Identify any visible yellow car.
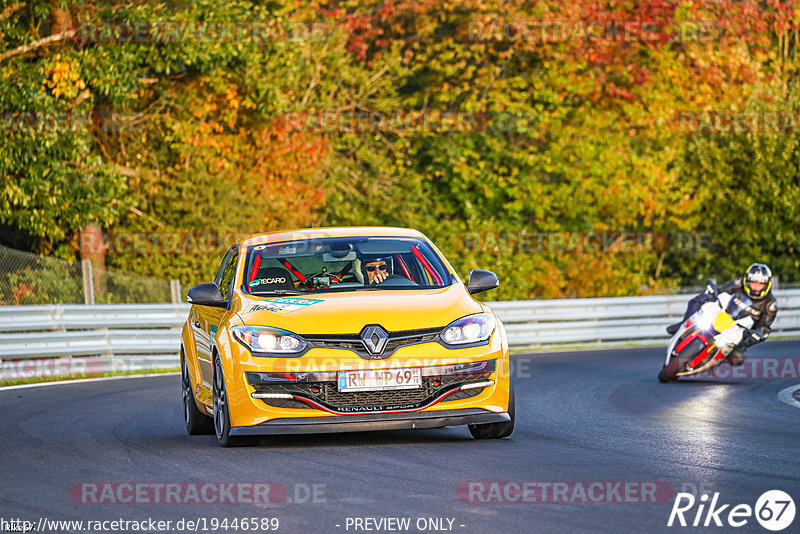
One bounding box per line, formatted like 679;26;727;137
181;227;513;446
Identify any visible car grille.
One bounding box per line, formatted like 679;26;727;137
318;381;436;410
302;327;441;359
248;367;492;413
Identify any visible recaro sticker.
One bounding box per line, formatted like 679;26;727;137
248;277;288;287
247;297;322;314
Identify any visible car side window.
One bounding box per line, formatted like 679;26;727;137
213;249;231;286
218;246;239;301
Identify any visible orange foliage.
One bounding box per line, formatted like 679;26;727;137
177;78;331;229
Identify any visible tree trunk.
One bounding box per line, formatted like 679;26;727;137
50;0;71;34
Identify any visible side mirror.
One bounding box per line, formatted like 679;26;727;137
187;283;227;308
467;269;499;295
705;280;718;298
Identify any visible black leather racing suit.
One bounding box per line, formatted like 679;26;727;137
681;277;778;365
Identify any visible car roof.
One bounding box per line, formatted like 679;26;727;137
240;226;426;248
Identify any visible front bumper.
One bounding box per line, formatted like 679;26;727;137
230;408;510;436
246;359;496;415
222;331;511;428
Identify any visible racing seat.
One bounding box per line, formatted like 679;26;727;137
247;267;295;291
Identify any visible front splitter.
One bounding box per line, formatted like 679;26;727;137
229;408;509;436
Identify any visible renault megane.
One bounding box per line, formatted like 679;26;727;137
181;227;513;446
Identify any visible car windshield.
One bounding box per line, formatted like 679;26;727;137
241;236;454;295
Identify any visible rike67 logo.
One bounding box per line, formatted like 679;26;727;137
668;490;795;531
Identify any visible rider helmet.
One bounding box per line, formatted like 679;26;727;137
743;263;772;299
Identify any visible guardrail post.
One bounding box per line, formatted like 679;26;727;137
170;279;182;304
81;259;94;305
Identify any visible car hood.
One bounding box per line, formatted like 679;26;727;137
236;284;485;334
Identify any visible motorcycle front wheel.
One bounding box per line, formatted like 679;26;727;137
658;360;681;382
659;338;706;382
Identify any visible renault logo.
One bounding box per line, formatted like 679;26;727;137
360;325;389;356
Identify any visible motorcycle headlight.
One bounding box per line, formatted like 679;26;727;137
440;312;496;346
694;312;713;332
232;326;307;356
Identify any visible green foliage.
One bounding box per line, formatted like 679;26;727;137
672;89;800;285
1;0;799;299
2;262;83;304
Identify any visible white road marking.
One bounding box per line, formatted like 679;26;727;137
0;372;179;391
777;384;800;408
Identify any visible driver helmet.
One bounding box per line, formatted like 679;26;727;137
743;263;773;299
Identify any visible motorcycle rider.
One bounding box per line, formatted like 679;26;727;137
666;263;778;366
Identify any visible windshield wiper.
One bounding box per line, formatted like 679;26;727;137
349;286;418;291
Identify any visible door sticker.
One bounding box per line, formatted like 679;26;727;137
247;297;322;314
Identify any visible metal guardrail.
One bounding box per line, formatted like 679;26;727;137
0;304;190;333
0;304;189;363
489;289;800;349
1;290;799;374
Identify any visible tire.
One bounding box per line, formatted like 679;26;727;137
658;338;705;383
182;354;214;435
213;356;251;447
658;365;676;383
469;383;515;439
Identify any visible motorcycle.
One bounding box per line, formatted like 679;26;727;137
659;282;756;382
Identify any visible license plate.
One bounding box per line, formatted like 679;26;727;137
338;368;422;392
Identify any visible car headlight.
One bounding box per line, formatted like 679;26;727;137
232;326;307;356
440;312;496;346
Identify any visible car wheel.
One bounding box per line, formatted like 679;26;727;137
213;356;250;447
182;355;214;435
469;383;515;439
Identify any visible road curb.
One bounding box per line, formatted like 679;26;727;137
777;384;800;409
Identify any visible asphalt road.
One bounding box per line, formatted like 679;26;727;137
1;342;799;534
